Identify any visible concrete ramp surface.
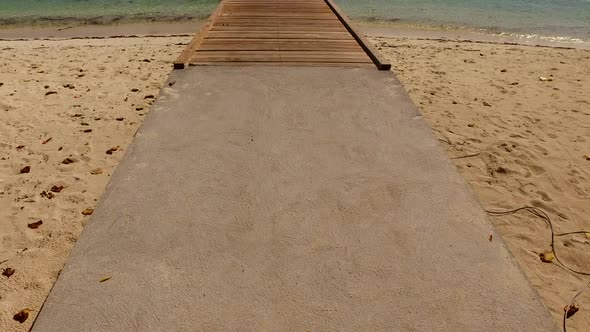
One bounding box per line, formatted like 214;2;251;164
33;67;557;331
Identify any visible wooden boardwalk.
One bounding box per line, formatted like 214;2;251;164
174;0;390;70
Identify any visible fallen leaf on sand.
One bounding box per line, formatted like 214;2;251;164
488;234;493;242
19;166;31;174
2;267;15;277
50;185;64;193
28;220;43;229
106;146;119;155
42;137;53;144
565;304;579;319
539;251;555;263
82;208;94;216
100;276;111;283
13;308;30;323
90;168;103;175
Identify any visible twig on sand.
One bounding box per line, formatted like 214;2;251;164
451;152;481;159
0;259;7;265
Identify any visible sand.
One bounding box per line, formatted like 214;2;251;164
0;33;588;331
0;36;189;330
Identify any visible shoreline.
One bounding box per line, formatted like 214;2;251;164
0;20;588;50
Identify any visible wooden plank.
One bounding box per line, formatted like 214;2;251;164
191;52;371;63
219;13;333;17
218;16;337;20
210;25;349;32
202;38;360;44
322;0;391;70
206;31;353;39
199;39;363;51
189;62;373;68
191;56;371;63
173;0;229;69
198;45;364;52
212;21;343;27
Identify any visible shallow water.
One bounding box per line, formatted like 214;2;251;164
0;0;589;42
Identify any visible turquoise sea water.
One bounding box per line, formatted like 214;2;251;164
0;0;589;42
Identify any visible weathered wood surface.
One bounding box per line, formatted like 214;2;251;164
175;0;389;69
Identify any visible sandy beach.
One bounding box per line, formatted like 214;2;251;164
1;30;589;331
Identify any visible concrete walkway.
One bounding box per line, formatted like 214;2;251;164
33;67;557;331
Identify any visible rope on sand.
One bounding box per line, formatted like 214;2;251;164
485;206;590;332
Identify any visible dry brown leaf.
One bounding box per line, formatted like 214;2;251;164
2;267;15;278
28;220;43;229
106;146;119;155
565;304;579;319
90;168;103;175
19;166;31;174
82;208;94;216
100;276;111;283
539;251;555;263
13;308;30;323
50;185;64;193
